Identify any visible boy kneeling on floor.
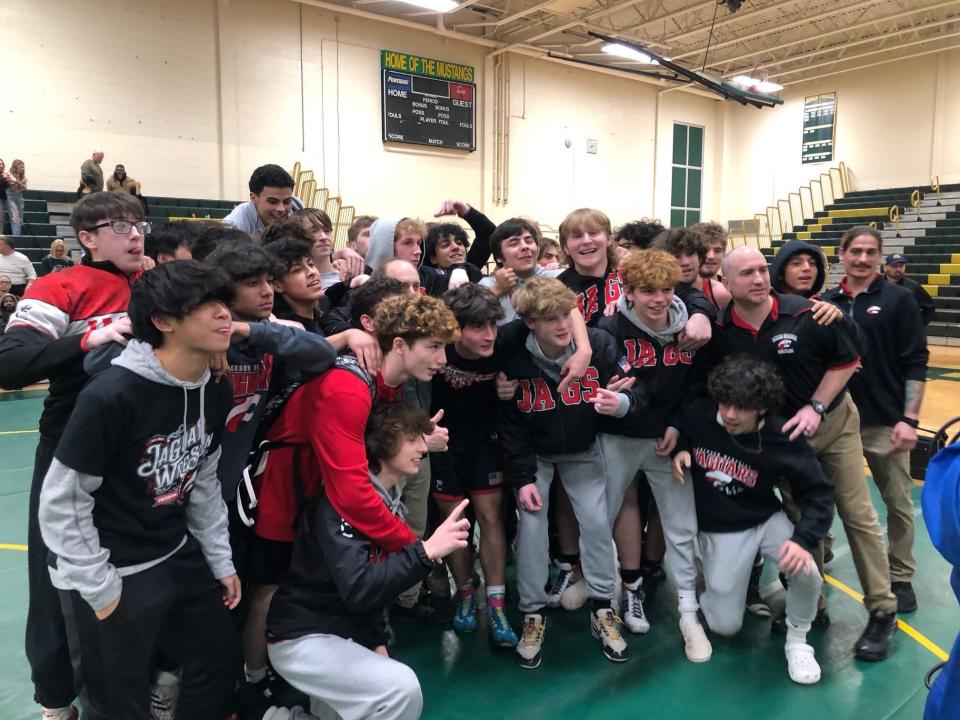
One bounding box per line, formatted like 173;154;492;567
266;402;471;720
672;354;833;684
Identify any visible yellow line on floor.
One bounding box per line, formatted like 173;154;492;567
824;574;949;661
0;544;28;551
0;429;39;436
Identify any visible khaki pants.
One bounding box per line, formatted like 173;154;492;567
396;456;432;608
781;394;897;613
861;425;916;583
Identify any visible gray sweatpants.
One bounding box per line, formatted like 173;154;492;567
598;433;700;612
268;633;422;720
516;445;616;613
699;512;822;636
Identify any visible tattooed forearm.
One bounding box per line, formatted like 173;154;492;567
904;379;925;417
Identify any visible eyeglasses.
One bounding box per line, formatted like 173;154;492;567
86;219;152;235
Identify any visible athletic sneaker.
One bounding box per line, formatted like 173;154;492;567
745;560;770;617
488;605;519;648
620;582;651;634
150;669;180;720
516;613;546;669
41;707;78;720
590;608;629;662
452;590;478;633
546;561;587;610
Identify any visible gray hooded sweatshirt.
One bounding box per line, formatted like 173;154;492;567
39;339;235;612
615;294;689;346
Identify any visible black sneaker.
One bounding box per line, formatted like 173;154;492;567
745;561;770;617
891;581;918;613
854;610;898;661
770;607;831;635
392;588;455;625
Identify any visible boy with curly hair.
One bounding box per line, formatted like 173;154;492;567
671;355;833;684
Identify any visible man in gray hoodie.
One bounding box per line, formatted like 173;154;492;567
39;261;241;719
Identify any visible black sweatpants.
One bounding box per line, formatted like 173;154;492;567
62;539;239;720
26;435;76;708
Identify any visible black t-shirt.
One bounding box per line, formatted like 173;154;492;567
54;366;232;567
713;292;860;417
431;319;528;445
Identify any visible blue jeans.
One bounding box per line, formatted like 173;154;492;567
4;191;24;235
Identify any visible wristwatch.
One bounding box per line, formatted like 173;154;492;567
810;400;827;417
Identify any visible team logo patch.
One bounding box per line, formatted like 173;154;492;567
866;305;882;315
771;332;798;355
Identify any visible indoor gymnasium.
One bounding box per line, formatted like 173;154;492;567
0;0;958;718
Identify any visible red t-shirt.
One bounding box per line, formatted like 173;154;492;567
253;368;416;551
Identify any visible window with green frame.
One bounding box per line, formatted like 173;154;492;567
670;123;703;228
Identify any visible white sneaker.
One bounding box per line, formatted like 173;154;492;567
150;669;180;720
591;608;629;662
620;582;651;634
679;616;713;663
516;613;547;669
785;642;821;684
545;561;588;610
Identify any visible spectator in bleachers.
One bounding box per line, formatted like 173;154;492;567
347;215;377;257
106;164;141;195
80;150;105;193
3;159;26;236
0;236;36;296
0;275;11;295
224;164;304;237
883;252;936;326
0;293;17;334
39;240;74;276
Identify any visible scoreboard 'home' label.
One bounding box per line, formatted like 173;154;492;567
381;50;476;152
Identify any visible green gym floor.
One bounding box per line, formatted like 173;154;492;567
1;383;957;720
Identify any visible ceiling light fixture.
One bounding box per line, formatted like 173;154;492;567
601;42;658;65
394;0;459;12
731;75;784;93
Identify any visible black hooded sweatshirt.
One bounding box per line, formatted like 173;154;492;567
770;239;826;297
674;398;833;550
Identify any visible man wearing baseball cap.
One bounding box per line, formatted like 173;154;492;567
883;253;935;325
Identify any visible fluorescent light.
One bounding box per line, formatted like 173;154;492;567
395;0;459;11
601;42;658;65
732;75;783;93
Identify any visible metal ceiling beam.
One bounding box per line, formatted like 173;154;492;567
781;41;960;86
653;0;802;45
671;0;910;61
720;14;960;77
452;0;565;29
705;0;960;71
771;27;960;77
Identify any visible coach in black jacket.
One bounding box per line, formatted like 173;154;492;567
823;227;929;615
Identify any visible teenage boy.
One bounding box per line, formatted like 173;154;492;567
613;220;664;252
423;222;483;281
263;235;326;333
596;249;712;661
716;246;900;661
0;191;146;720
672;355;832;685
652;227;730;311
145;221;197;264
267;402;471;720
480;218;561;323
822;226;929;613
38;260;242;718
690;221;727;280
882;252;936;326
347;215;377;257
250;288;460;598
500;277;645;669
224;164;305;236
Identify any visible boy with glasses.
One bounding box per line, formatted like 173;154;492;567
0;191;148;720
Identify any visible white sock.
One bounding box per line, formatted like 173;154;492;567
677;590;699;615
785;618;810;646
41;708;74;720
244;663;268;684
680;610;700;627
486;584;506;597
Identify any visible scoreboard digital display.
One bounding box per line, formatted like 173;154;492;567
381;50;476;152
